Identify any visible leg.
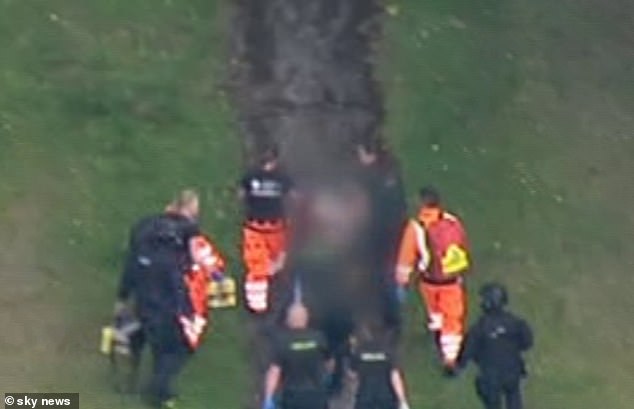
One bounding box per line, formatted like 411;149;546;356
265;226;287;273
243;228;272;313
438;283;466;367
475;376;502;409
147;321;191;407
418;282;442;333
244;313;275;409
503;378;523;409
242;227;271;280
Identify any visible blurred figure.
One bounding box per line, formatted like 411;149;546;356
349;320;411;409
355;139;407;273
355;140;407;333
239;146;295;314
115;190;223;408
395;186;471;371
457;283;533;409
262;303;332;409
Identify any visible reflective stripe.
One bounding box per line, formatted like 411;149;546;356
179;315;207;348
246;293;267;303
411;220;431;272
245;279;269;311
440;334;463;361
428;313;443;331
245;281;268;291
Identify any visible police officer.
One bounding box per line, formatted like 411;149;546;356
457;283;533;409
115;190;201;408
349;320;411;409
262;303;332;409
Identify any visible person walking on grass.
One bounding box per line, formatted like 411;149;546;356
456;283;533;409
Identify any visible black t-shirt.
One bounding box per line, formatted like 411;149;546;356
271;328;330;392
351;338;398;401
240;168;293;221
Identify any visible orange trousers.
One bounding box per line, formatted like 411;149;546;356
419;281;466;365
241;222;287;280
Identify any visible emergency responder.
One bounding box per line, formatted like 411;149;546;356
395;186;471;371
239;146;295;314
456;283;533;409
262;303;332;409
115;190;221;408
349;320;411;409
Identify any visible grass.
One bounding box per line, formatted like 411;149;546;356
0;0;633;408
381;0;634;408
0;1;244;408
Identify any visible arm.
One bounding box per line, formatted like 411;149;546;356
116;250;137;302
390;369;410;408
395;221;424;285
116;224;141;308
457;325;479;370
263;364;282;400
518;319;534;352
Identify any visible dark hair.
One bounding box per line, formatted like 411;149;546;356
258;145;279;165
419;186;441;207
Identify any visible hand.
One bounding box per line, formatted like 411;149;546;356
398;401;411;409
262;396;276;409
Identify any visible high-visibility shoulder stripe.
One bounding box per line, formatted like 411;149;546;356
411;219;430;271
442;211;462;223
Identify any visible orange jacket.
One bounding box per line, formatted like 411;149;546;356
396;208;470;285
181;234;226;350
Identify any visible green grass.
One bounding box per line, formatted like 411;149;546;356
382;1;634;408
0;1;244;407
1;0;633;408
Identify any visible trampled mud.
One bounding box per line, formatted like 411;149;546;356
229;2;399;408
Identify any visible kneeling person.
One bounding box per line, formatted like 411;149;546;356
262;303;332;409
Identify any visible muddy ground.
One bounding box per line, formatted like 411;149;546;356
229;1;389;408
229;0;385;177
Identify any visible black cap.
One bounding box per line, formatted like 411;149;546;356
419;185;441;207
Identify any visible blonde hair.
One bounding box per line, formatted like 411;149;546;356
166;189;199;213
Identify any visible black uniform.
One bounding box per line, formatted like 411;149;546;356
271;328;331;409
117;212;199;407
240;167;293;222
356;159;407;333
458;310;533;409
350;338;399;409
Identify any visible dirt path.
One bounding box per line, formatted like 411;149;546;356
229;0;385;177
229;1;388;408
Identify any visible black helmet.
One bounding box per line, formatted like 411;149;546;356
479;282;508;312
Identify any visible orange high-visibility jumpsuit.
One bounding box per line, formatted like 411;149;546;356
242;220;287;313
396;209;470;367
181;235;226;350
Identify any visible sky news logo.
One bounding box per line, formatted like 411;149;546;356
4;394;78;409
